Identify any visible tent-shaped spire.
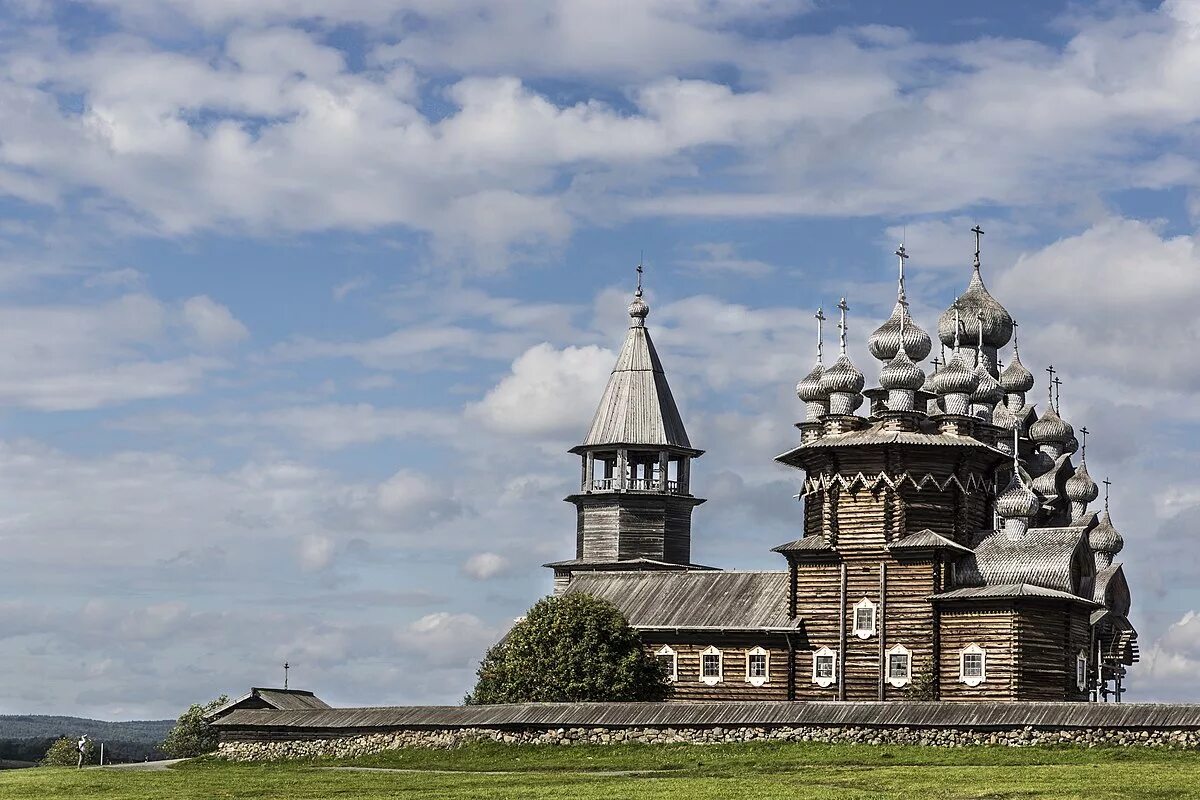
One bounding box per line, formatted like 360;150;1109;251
575;291;693;451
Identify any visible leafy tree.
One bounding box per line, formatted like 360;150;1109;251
160;695;229;758
40;735;93;767
466;593;670;704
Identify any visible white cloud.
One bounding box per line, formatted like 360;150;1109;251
181;295;249;348
298;534;335;571
462;552;510;580
466;342;614;438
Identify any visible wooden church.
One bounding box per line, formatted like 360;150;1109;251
544;232;1138;703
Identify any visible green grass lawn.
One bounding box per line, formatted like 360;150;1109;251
3;741;1200;799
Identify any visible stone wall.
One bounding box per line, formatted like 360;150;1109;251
218;723;1200;761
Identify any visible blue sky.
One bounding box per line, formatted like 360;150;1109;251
1;0;1199;718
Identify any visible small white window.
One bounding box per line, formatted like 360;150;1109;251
886;644;912;688
1076;651;1088;691
656;645;677;683
746;646;770;686
852;598;877;639
700;645;722;685
812;646;838;688
959;644;987;686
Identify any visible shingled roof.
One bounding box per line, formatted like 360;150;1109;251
565;571;799;631
960;525;1092;595
204;688;331;721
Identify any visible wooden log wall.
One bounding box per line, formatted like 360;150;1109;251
1013;602;1091;702
574;495;696;563
642;636;792;702
939;603;1016;701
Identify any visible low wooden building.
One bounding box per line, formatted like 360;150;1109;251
543;241;1138;702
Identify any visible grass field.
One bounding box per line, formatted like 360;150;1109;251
3;741;1200;799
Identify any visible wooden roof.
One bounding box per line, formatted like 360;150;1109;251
204;688;331;721
963;525;1092;594
931;583;1099;606
213;701;1200;731
575;322;693;452
565;571;799;631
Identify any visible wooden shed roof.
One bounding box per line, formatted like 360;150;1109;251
213;701;1200;732
565;571;799;631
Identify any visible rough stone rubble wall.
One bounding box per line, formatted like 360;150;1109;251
218;724;1200;761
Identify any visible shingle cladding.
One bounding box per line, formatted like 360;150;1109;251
565;571;799;630
960;525;1092;595
579;324;692;450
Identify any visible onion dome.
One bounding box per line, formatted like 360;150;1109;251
868;301;932;363
1030;406;1074;444
1066;460;1099;505
930;349;979;396
971;362;1003;405
795;362;827;402
819;353;865;396
990;401;1020;430
1089;511;1125;557
996;473;1041;518
880;347;926;391
627;294;649;321
1000;351;1035;393
937;265;1014;349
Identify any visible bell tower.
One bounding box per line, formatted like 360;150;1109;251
546;269;707;592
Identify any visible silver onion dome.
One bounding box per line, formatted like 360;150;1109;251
880;348;926;391
1000;351;1035;393
819;353;865;396
971;362;1003;405
937;266;1014;350
1065;460;1099;504
990;400;1020;429
1030;407;1074;444
796;362;827;402
868;301;933;363
930;350;979;396
1089;511;1124;557
628;295;649;320
997;473;1041;518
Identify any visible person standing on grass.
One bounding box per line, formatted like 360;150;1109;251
76;734;89;769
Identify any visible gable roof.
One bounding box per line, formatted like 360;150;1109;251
574;319;693;452
888;529;974;555
931;583;1099;605
204;688;331;721
565;571;799;631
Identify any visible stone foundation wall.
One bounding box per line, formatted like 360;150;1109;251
218;724;1200;761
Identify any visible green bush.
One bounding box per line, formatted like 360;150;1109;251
466;593;670;704
40;736;93;767
161;695;229;758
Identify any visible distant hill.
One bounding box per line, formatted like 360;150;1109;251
0;716;173;744
0;716;174;765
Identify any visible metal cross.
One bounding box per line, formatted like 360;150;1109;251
284;661;289;690
1079;426;1090;458
1011;319;1020;356
1045;365;1056;406
635;252;644;297
815;307;826;363
931;356;941;372
895;244;909;301
971;224;985;261
1103;477;1112;511
837;297;849;354
1052;376;1063;412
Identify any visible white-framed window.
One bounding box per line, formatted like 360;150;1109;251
812;646;838;688
700;645;723;685
852;598;877;639
886;644;912;688
655;645;677;683
959;644;987;687
1076;651;1088;691
746;646;770;686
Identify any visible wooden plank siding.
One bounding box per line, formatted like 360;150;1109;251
641;636;792;701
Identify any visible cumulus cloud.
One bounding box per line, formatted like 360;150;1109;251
466;343;614;438
181;295;249;348
462;552;510;580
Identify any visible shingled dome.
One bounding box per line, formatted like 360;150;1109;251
819;353;865;395
868;301;932;363
996;473;1040;518
1000;352;1035;393
795;362;827;402
931;349;978;396
577;293;692;451
1030;407;1074;444
938;265;1013;350
879;347;925;391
